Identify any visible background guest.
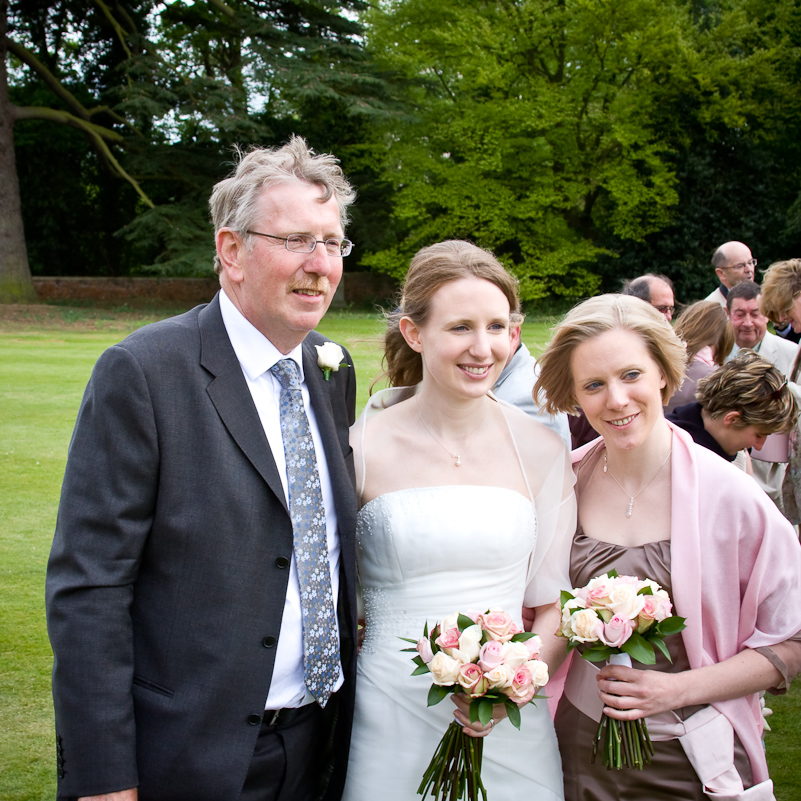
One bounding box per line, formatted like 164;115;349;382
665;300;733;413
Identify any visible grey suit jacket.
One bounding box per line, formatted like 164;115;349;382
46;294;358;800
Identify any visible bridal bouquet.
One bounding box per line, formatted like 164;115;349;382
401;609;548;801
557;570;686;770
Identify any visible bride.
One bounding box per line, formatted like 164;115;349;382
341;240;575;801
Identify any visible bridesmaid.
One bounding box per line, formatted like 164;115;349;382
535;293;801;800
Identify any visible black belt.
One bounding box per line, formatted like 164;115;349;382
264;703;317;727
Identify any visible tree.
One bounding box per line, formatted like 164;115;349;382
360;0;801;301
0;0;33;301
3;0;397;293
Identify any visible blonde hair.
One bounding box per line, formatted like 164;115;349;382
760;259;801;325
673;301;733;365
534;294;686;414
382;241;522;388
696;350;797;433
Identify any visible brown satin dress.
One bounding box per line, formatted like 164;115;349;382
554;531;753;801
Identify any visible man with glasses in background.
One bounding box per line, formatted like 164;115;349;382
621;273;676;321
725;279;797;517
705;240;757;306
46;137;359;801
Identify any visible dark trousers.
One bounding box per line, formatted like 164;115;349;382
239;703;327;801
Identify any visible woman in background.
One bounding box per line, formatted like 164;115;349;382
759;258;801;522
665;300;734;413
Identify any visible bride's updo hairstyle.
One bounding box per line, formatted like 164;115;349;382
534;294;686;414
383;240;522;387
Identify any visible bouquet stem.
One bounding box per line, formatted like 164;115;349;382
418;720;487;801
591;653;655;770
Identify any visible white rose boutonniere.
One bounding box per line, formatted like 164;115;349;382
315;342;349;381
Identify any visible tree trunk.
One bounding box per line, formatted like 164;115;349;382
0;0;36;304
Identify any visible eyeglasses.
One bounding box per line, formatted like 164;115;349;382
653;305;675;315
246;231;353;257
728;258;758;271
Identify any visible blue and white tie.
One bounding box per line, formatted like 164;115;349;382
271;358;339;706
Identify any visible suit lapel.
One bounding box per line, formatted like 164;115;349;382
302;342;355;527
199;295;288;513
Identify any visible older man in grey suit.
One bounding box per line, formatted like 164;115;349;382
46;137;359;801
726;280;798;514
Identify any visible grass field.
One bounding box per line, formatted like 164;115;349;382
1;304;800;800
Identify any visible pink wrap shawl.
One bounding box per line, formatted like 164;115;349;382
569;423;801;784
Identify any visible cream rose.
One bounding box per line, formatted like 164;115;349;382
500;641;531;670
455;624;483;663
607;582;646;620
315;342;347;380
428;651;463;686
526;659;550;689
569;608;604;643
484;663;515;690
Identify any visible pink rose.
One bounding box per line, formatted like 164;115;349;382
523;634;542;660
509;665;536;703
636;594;672;633
435;627;461;650
480;611;521;643
478;640;505;672
457;663;487;698
601;614;634;648
416;637;434;664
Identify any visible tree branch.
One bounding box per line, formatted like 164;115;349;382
12;105;155;208
93;0;133;59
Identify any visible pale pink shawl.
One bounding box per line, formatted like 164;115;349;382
567;423;801;783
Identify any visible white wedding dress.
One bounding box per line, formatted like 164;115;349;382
342;389;574;801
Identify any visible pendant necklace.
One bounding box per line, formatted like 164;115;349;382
603;449;672;518
416;398;462;467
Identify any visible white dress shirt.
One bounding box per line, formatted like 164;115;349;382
219;289;344;708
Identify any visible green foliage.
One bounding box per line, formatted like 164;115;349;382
358;0;801;299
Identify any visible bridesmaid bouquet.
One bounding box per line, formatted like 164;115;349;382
556;570;686;770
401;609;548;801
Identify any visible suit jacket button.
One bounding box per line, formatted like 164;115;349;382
247;714;262;726
275;556;290;569
262;636;277;648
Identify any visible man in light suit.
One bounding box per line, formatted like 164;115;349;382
492;324;571;448
726;280;798;514
46;137;359;801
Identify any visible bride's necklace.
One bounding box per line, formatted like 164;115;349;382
416;398;462;467
603;449;672;518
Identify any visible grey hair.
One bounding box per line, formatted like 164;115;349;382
209;135;356;273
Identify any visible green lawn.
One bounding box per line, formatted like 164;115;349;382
1;306;799;799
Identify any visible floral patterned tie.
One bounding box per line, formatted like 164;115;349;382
271;358;339;706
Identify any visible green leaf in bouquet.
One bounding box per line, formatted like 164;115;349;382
582;644;614;662
656;615;687;636
607;569;619;578
560;590;575;607
424;621;429;638
505;699;522;730
621;631;656;665
458;613;477;630
651;636;673;663
476;697;495;726
411;655;431;675
427;684;452;707
399;636;419;644
510;631;537;642
637;586;654;596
